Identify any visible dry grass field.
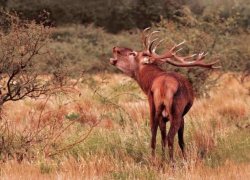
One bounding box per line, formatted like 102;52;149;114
0;73;250;180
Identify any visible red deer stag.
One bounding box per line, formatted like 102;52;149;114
110;28;219;165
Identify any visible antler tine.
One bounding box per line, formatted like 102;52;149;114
173;53;196;63
150;39;186;60
176;40;186;47
147;30;160;52
152;39;164;53
169;51;220;69
142;27;151;51
148;38;158;53
167;40;186;56
165;58;220;69
174;48;183;54
198;52;209;59
207;60;221;69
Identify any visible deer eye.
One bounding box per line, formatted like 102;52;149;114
142;53;150;57
129;51;137;56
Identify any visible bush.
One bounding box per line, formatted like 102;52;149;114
2;0;250;33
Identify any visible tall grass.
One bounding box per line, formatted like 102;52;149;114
0;73;250;179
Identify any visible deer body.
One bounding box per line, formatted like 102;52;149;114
139;66;194;164
110;29;219;165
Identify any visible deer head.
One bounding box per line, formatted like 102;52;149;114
110;28;219;77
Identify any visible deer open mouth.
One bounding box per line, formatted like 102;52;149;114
110;47;119;65
110;51;118;65
110;57;117;65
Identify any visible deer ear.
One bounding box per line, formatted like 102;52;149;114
142;57;163;64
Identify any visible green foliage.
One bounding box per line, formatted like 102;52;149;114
2;0;250;33
67;128;152;165
2;0;178;32
108;168;157;180
206;129;250;167
49;25;142;73
40;162;53;174
65;112;80;121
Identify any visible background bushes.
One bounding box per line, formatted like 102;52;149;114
1;0;250;97
2;0;250;33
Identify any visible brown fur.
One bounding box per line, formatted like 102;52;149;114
110;46;194;165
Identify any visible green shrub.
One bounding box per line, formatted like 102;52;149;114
206;129;250;167
3;0;250;33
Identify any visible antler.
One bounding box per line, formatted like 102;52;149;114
141;28;220;69
164;52;220;69
141;27;150;51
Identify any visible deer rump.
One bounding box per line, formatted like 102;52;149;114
151;71;193;120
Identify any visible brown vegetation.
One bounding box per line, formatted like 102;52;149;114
0;74;249;179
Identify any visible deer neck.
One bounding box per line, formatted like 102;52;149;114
135;65;165;94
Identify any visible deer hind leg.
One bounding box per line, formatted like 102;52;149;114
150;120;158;165
178;117;186;160
159;117;167;161
167;114;181;166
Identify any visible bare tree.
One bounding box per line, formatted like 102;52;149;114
0;11;54;120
